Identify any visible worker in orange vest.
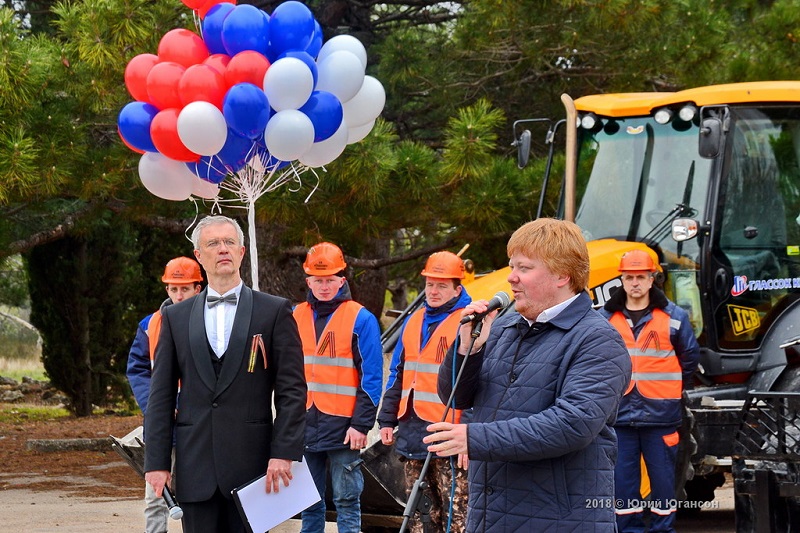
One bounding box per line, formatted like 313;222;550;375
601;250;699;533
293;242;383;533
378;251;472;533
126;256;203;533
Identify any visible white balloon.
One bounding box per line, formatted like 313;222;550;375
138;152;195;201
299;120;349;168
347;120;374;145
177;102;228;156
263;57;314;111
316;51;365;103
191;176;220;199
317;35;367;70
264;109;315;161
342;76;385;128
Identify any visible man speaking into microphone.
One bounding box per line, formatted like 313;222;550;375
424;218;631;532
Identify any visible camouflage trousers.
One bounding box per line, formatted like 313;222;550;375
403;457;468;533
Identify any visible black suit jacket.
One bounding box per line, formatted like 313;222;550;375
144;285;307;502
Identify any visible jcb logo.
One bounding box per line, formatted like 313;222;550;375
727;305;760;336
590;278;623;307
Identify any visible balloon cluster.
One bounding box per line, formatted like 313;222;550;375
117;0;386;201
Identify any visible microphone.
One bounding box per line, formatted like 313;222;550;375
459;291;512;325
162;485;183;520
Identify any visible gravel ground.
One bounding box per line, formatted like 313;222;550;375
0;488;333;532
0;404;735;532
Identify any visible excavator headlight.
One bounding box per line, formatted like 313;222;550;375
654;108;673;124
580;113;598;130
679;105;697;122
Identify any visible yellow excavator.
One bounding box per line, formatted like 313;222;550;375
511;82;800;532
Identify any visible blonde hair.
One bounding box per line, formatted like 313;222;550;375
507;218;589;293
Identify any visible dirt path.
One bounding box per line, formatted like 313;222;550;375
0;408;332;532
0;405;735;532
0;487;331;532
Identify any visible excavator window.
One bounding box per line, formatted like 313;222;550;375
715;107;800;349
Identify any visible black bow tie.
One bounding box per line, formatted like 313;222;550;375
207;293;237;308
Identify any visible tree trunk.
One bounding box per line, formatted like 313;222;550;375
249;223;307;304
74;239;92;417
350;238;389;322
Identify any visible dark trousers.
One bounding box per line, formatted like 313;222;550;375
181;487;246;533
615;425;680;533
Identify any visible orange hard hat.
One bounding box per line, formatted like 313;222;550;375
162;256;203;284
618;249;657;272
421;251;465;280
304;242;347;276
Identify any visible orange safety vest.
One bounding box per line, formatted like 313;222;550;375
398;309;462;424
146;311;163;368
609;309;682;399
294;301;361;417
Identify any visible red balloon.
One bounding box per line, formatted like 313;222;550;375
146;62;186;110
118;127;146;154
225;51;271;89
179;64;227;109
181;0;207;9
124;54;159;102
157;29;209;68
203;54;231;77
150;109;201;162
198;0;236;19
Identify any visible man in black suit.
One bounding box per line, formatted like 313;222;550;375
144;215;307;533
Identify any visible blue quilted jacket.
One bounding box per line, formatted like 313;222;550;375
438;292;631;532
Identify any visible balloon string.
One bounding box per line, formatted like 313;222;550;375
191;9;201;35
303;168;320;203
185;198;201;245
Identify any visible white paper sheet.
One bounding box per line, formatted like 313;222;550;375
232;460;320;533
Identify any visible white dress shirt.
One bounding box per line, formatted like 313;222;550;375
204;281;243;358
521;293;581;326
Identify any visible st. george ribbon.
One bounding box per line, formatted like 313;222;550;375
459;291;512;325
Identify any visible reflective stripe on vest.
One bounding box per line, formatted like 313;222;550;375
146;311;163;369
294;301;361;417
609;309;682;399
398;309;462;424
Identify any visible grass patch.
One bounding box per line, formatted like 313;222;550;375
0;404;70;424
0;357;47;382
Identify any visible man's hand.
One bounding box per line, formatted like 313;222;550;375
344;427;367;450
457;453;469;470
145;470;170;498
457;301;499;354
423;422;469;457
379;426;394;445
265;458;293;493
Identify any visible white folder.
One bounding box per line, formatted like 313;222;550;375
231;460;321;533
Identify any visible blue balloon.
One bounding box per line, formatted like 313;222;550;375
223;83;271;139
118;101;159;153
202;3;235;55
215;127;255;171
187;156;228;184
221;4;270;56
306;21;323;59
299;91;343;142
279;50;318;87
268;1;315;58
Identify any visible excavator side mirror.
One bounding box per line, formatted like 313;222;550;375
672;218;699;242
515;129;532;169
699;117;722;158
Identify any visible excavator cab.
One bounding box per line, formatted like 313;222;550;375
564;86;800;390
